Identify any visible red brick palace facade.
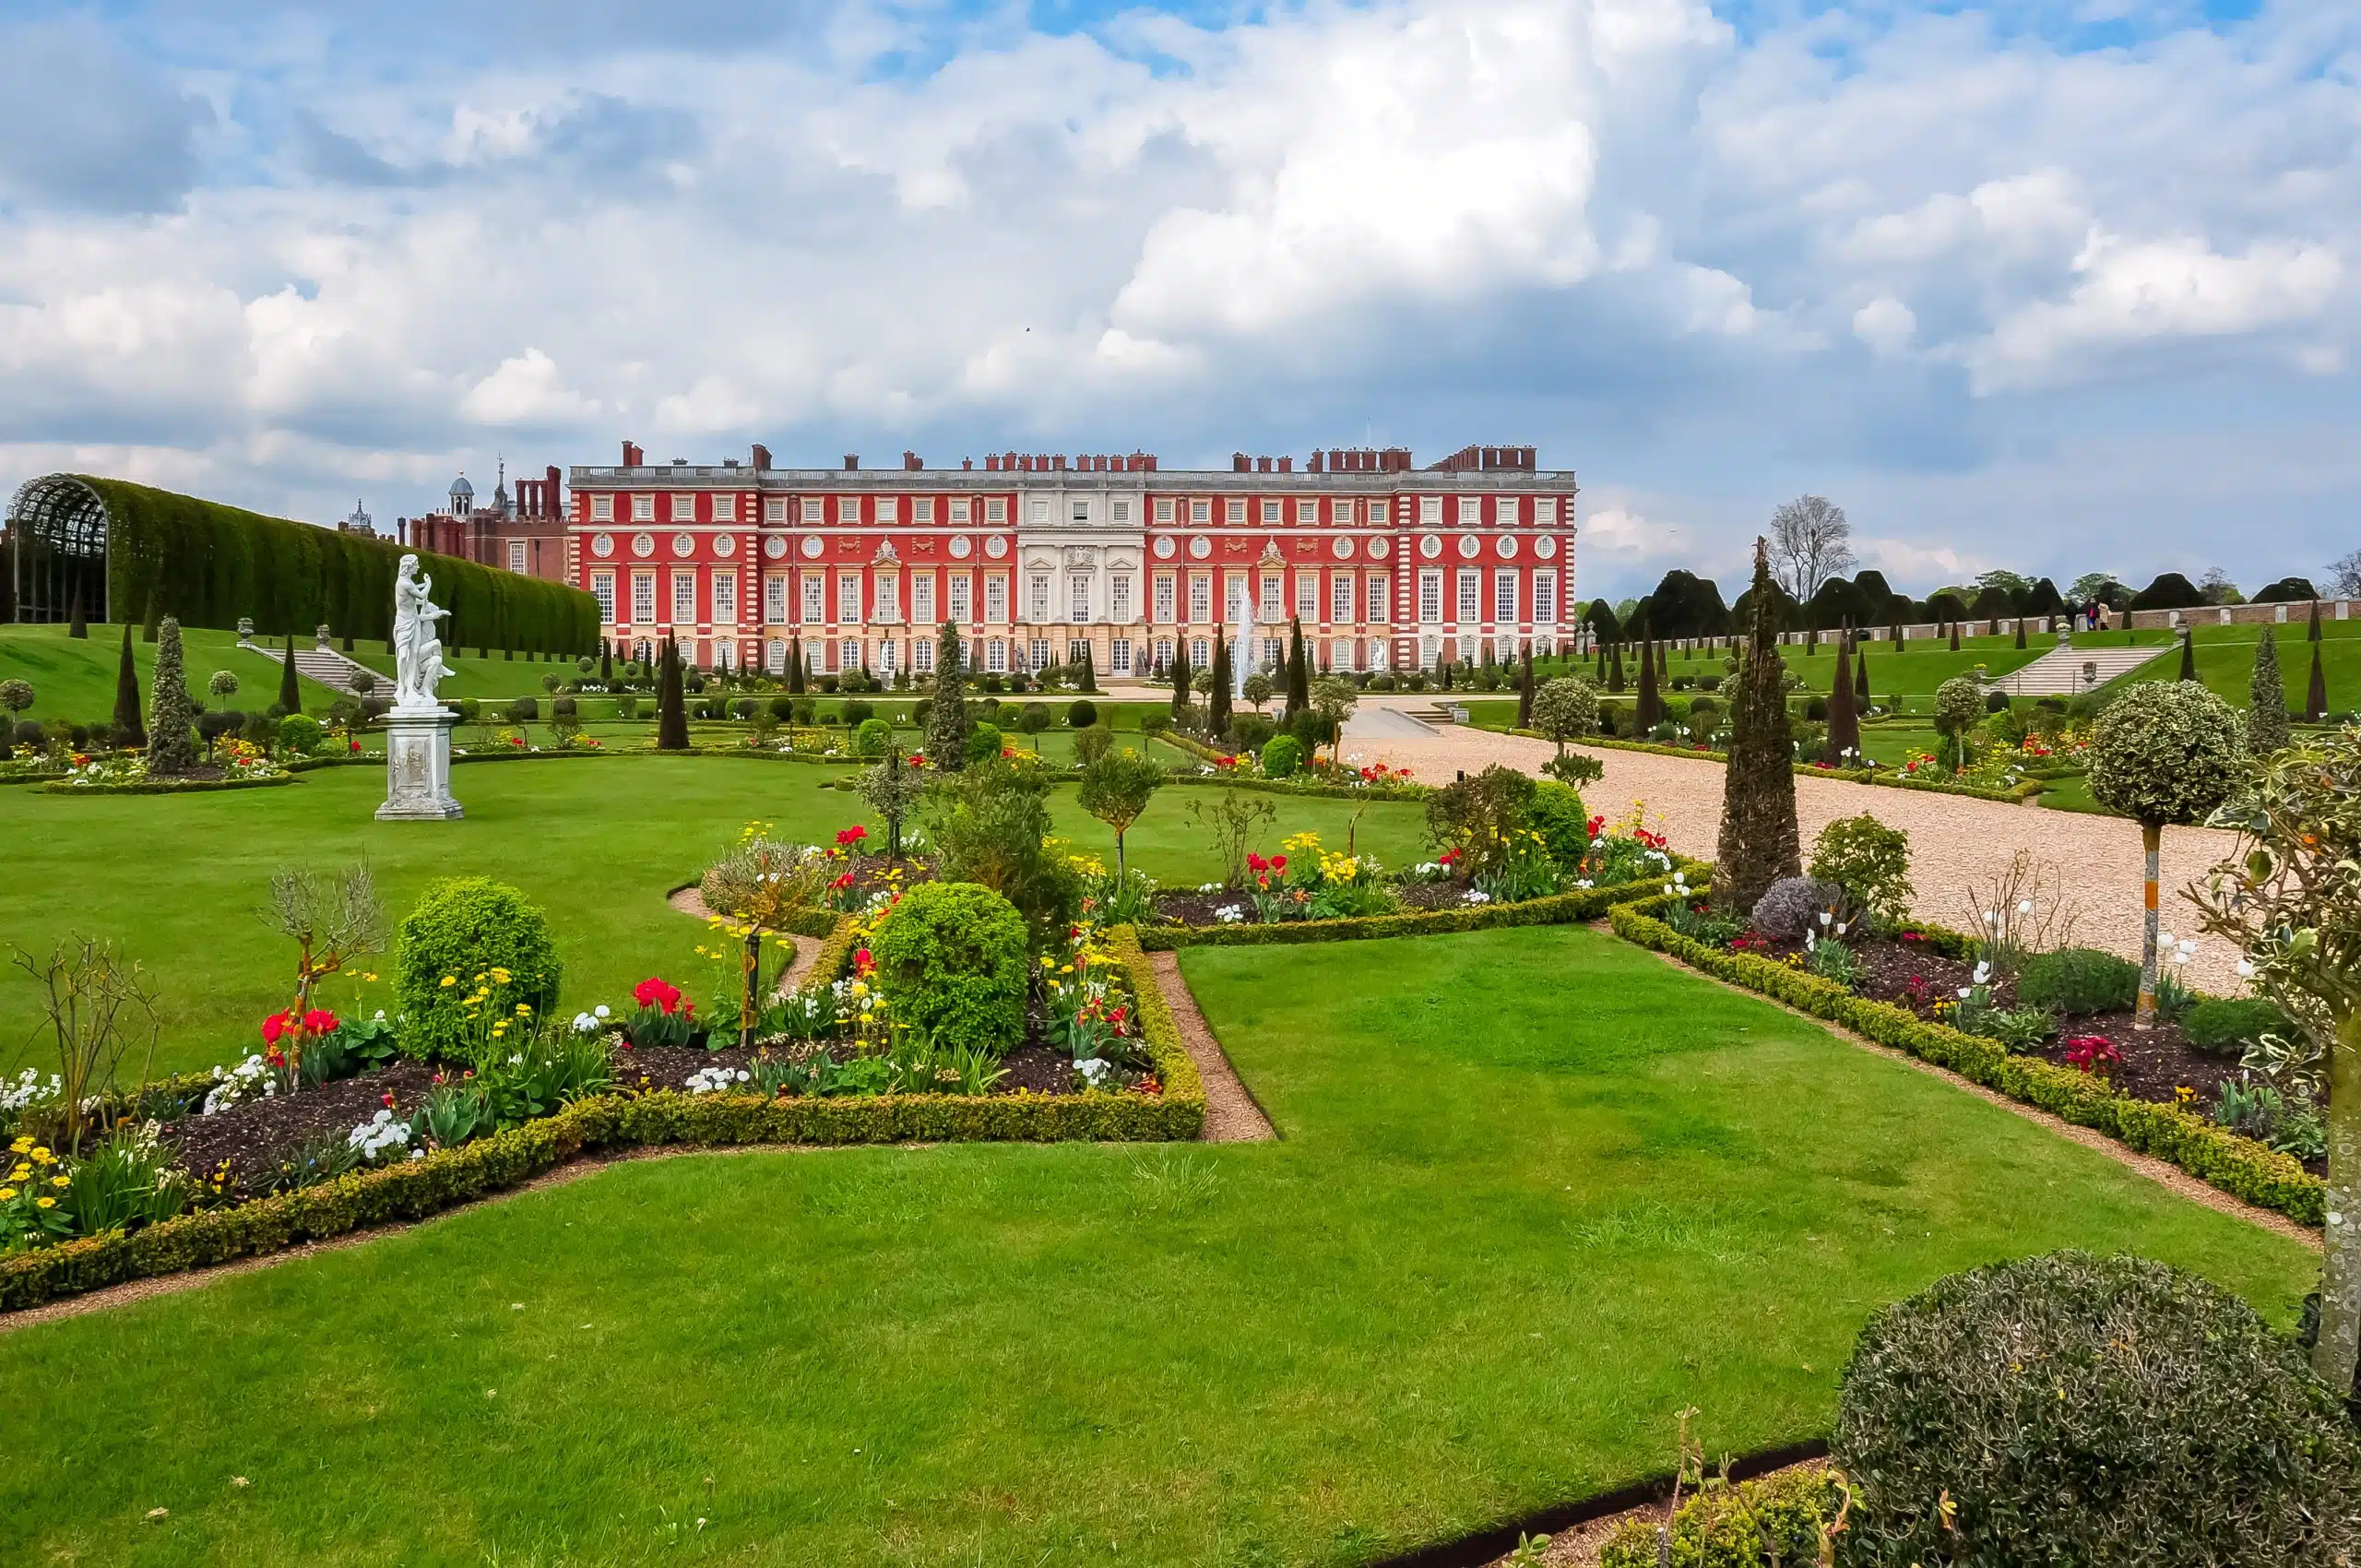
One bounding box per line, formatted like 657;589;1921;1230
565;442;1577;677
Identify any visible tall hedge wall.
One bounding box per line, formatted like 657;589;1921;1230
81;475;597;654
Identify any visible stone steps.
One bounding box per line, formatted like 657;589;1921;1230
1985;642;2167;697
240;637;382;697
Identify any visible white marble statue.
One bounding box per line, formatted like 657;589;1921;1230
391;553;451;713
1230;589;1253;702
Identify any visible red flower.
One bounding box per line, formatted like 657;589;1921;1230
854;947;876;979
2063;1036;2120;1076
830;871;856;891
1585;814;1606;839
1269;854;1287;873
836;825;869;847
264;1048;286;1068
260;1010;291;1046
381;1091;397;1109
301;1007;338;1037
1215;754;1237;768
1246;851;1268;873
632;977;683;1013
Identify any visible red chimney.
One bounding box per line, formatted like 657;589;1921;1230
1256;456;1272;473
1277;457;1292;473
1308;450;1323;473
751;444;771;470
1232;453;1250;471
623;440;643;467
843;454;860;470
903;450;923;470
963;458;975;470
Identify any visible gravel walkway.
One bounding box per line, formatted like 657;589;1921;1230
666;885;824;998
1149;951;1278;1142
1335;730;2249;994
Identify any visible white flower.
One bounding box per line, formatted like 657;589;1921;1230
2236;958;2257;978
1465;890;1491;905
594;1004;611;1019
1972;961;1991;985
2158;930;2175;947
1958;986;1974;1000
2016;899;2034;914
1818;911;1833;927
1074;1058;1114;1086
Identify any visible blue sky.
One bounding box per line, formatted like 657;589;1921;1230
0;0;2351;600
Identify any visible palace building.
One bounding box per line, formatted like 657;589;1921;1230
565;441;1576;678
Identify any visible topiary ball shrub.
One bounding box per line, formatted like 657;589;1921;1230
278;713;324;755
2183;997;2293;1059
1932;674;1984;738
2088;680;2247;827
1527;779;1590;871
854;717;891;757
395;878;562;1063
1261;733;1303;778
870;881;1028;1056
964;721;1003;764
841;699;875;728
1748;875;1840;940
1833;1251;2361;1567
1067;698;1098;729
2016;945;2140;1016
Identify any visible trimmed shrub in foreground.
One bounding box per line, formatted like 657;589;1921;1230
2016;945;2140;1016
394;878;562;1061
1834;1251;2361;1566
2184;996;2293;1059
869;882;1027;1054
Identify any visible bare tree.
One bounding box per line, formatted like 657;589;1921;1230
2327;550;2361;600
1766;495;1857;602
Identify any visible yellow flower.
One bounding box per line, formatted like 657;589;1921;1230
491;968;513;984
515;1004;533;1016
0;1189;15;1202
50;1175;69;1188
440;976;457;989
35;1196;54;1209
30;1147;51;1162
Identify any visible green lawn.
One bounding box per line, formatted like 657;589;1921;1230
0;924;2311;1564
2114;620;2361;714
0;759;1425;1078
0;622;350;725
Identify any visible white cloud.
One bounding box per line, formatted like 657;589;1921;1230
1852;295;1916;356
460;348;600;426
1858;536;1982;585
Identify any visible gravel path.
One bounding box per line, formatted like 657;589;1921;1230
666;885;824;998
1335;729;2249;994
1149;951;1278;1142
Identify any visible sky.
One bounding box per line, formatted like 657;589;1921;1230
0;0;2352;602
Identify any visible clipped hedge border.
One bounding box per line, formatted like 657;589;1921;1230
1158;729;1430;799
1136;857;1710;949
1608;897;2324;1228
39;772;296;796
0;922;1204;1313
1503;730;2041;802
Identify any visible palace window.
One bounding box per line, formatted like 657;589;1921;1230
1331;575;1353;624
765;497;787;522
1069;576;1091;623
1262;500;1280;524
1260;576;1282;617
1110;576;1132;622
1296;500;1317;524
874;576;899;622
912;573;934;624
1418;570;1442;624
986;637;1007;673
765;575;788;624
1191;636;1210;668
672;572;696;624
632;572;655;623
877;498;899;524
671;493;696;521
985;497;1006;522
1295;575;1317;621
591;494;613;521
766;639;786;674
633;494;656;521
1456;496;1482;526
950;498;970;523
1111;501;1131;522
985;576;1007;623
508;540;527;574
949;573;971;622
1153;574;1174;623
1418;496;1442;526
1534;571;1557;624
1028;638;1050;671
1457;570;1479;624
1367;576;1389;624
1029;575;1050;622
1155;498;1174;522
1190;499;1210;523
1071;499;1090;523
713;494;735;523
1494;569;1518;623
837;573;862;624
840;639;859;671
591;572;615;623
915;637;934;672
1189;574;1210;623
1154;637;1172;668
1332;637;1354;671
1496;497;1520;526
1228;499;1247;523
801;575;824;624
802;497;825;523
712;570;737;624
1110;638;1133;674
837;496;860;523
1029;499;1050;522
913;497;933;523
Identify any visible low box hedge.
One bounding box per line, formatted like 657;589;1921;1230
1;920;1204;1313
1608;898;2324;1229
40;772;297;796
1506;729;2041;803
1137;857;1710;949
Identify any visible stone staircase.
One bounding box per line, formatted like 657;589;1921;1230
1985;641;2167;698
240;636;381;696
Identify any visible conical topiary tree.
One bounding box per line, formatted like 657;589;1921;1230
1855;647;1871;707
2308;639;2331;722
2089;681;2246;1026
1608;640;1626;693
600;639;613;684
113;623;146;747
1515;645;1535;730
1948;621;1961;652
1715;538;1802;914
1286;617;1310;718
1077;642;1099;694
1169;637;1192;725
2177;630;2198;682
787;636;805;695
1634;636;1662;731
2248;627;2290;755
148;616;196;776
924;621;972;768
1824;629;1859;766
277;633;302;716
657;635;691;750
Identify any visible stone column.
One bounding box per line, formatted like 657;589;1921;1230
377;708;464;820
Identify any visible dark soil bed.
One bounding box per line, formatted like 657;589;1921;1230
160;1061;442;1199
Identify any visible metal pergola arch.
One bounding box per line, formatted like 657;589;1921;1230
5;473;110;624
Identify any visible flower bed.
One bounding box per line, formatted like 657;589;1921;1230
1505;730;2043;802
0;921;1201;1313
1608;897;2323;1228
38;741;293;794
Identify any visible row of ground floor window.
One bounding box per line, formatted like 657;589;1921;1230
609;627;1576;674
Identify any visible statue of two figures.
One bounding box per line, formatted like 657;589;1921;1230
377;553;464;820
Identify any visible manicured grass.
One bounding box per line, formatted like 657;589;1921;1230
2114;620;2361;714
0;925;2312;1564
0;622;349;725
0;758;1428;1077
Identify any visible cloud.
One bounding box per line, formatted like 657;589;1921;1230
1853;296;1916;356
0;17;212;213
460;349;604;427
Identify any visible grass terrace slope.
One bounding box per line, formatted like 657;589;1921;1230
0;925;2311;1565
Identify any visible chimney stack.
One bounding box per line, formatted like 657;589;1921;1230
1277;456;1292;473
843;454;860;470
622;440;644;467
1232;453;1250;471
751;444;772;471
903;450;923;470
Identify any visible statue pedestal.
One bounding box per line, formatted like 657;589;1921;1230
376;707;464;821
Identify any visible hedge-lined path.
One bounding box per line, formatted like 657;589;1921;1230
664;885;825;998
1625;944;2319;1251
1350;727;2247;994
1149;950;1278;1142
